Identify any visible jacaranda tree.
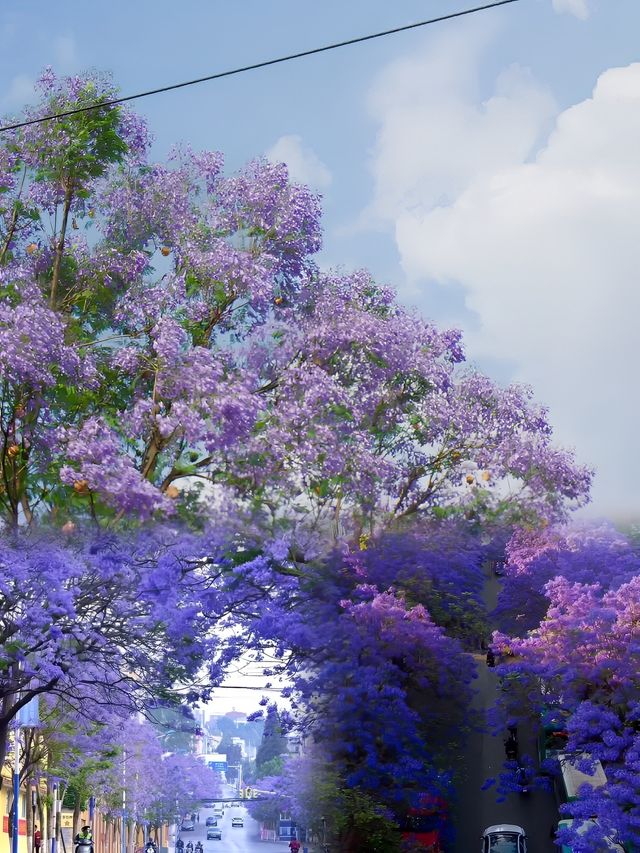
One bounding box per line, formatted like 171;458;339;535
0;70;590;537
493;525;640;849
0;68;597;846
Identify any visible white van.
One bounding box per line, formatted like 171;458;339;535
557;753;607;801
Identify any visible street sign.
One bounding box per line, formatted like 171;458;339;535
207;761;227;772
17;697;40;727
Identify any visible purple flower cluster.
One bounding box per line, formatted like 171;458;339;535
0;274;95;388
493;523;640;847
59;417;171;518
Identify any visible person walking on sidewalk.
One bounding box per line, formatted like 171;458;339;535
34;827;42;853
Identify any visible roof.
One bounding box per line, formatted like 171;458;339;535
558;754;607;800
482;825;526;834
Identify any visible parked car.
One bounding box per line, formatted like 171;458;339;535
205;818;217;827
180;820;195;832
231;818;243;827
481;824;527;853
206;829;222;841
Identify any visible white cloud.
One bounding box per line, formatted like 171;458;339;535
552;0;590;19
266;134;332;189
365;26;557;225
367;37;640;518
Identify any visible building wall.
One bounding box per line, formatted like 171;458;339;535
0;780;168;853
0;784;28;853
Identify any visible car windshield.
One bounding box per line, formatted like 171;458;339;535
487;832;520;852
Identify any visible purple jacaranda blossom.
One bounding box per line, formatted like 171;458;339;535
493;525;640;847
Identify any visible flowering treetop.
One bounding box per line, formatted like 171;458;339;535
0;69;590;536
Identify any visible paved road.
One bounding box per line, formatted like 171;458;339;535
451;567;559;852
178;803;283;853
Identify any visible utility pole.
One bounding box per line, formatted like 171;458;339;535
29;785;37;853
174;796;179;853
121;751;126;853
12;721;20;853
50;785;57;853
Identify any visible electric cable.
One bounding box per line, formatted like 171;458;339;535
0;0;522;133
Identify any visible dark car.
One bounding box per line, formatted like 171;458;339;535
206;829;222;841
231;817;243;827
180;820;195;832
205;818;217;827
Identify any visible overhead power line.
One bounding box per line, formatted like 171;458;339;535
0;0;521;134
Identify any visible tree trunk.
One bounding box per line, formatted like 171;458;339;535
36;788;46;853
73;799;82;841
49;181;74;310
27;782;34;853
0;719;9;790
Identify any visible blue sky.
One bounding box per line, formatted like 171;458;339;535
1;0;639;522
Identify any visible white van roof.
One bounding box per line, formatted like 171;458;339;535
558;753;607;799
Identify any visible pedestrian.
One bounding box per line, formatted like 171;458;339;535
34;826;42;853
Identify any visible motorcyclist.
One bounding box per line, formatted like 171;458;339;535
289;840;301;853
515;764;529;793
185;842;193;853
74;826;93;853
145;840;157;853
504;734;518;760
194;843;203;853
486;648;495;667
175;840;184;853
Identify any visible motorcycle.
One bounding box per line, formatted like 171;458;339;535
74;831;93;853
515;764;529;794
504;736;518;761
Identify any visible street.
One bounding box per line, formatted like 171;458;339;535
451;568;559;852
179;803;283;853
